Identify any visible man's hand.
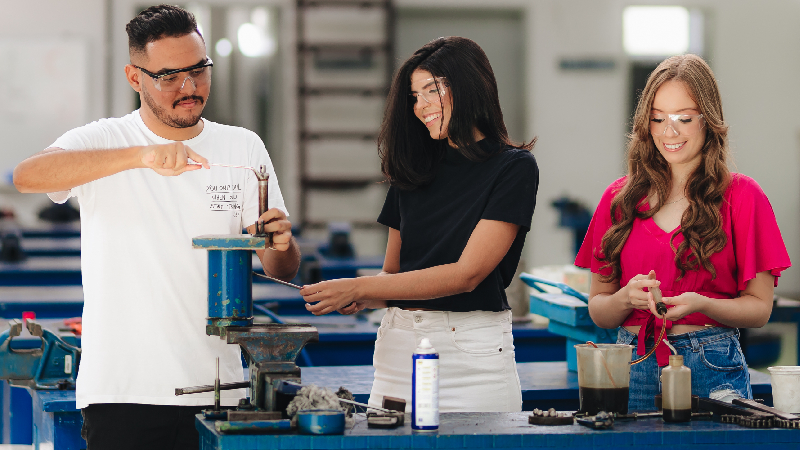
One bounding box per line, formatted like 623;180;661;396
247;208;292;251
139;142;209;176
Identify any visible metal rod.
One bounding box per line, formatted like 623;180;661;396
214;357;220;412
253;272;302;290
280;381;395;413
337;398;395;413
175;381;250;396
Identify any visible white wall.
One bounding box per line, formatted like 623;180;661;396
0;0;109;223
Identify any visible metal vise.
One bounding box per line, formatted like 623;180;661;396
182;234;318;422
0;319;81;389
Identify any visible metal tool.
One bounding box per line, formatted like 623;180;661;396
337;397;393;413
175;381;250;396
209;163;273;243
733;398;800;421
181;234;319;429
253;272;302;290
278;380;394;413
0;319;81;389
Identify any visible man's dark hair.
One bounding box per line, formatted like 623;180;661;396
126;4;201;59
378;36;535;190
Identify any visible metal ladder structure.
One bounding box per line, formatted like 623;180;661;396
295;0;395;252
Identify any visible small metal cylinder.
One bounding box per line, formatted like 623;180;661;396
257;172;269;218
207;249;253;327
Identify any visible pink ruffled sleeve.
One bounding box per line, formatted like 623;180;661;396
574;178;626;277
729;174;791;291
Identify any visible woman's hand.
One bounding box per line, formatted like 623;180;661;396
650;292;708;321
622;270;662;311
336;299;388;315
301;278;361;316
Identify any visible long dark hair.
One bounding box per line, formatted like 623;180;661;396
598;54;730;282
379;36;535;190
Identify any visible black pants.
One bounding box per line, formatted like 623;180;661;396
81;403;208;450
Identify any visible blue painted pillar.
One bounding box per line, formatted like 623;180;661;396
207;249;253;327
193;235;268;331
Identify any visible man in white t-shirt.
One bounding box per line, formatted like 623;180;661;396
12;5;300;449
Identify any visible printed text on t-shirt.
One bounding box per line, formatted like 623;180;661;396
207;184;242;217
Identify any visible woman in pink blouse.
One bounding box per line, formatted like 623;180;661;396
575;54;791;410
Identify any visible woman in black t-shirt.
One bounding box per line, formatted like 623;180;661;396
300;36;539;412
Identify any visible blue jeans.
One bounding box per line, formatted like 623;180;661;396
616;327;752;411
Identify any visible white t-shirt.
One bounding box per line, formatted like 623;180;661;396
49;110;287;408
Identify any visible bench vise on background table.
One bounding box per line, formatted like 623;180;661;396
0;318;80;390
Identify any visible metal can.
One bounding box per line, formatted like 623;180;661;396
412;337;439;431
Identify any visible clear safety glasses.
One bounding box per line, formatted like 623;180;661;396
409;77;448;105
134;57;213;92
649;113;705;136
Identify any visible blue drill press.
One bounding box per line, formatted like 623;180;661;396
177;165;319;427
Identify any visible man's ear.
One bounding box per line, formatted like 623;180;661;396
125;64;142;93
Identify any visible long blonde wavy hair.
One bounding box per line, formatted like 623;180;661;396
598;54;731;283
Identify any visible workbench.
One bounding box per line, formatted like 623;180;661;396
0;283;307;318
1;317;565;445
196;411;800;450
24;362;773;450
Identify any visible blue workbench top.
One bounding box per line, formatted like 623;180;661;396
31;362;772;413
196;411;800;450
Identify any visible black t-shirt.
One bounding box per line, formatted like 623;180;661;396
377;140;539;312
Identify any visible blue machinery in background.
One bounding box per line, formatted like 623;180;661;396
0;319;80;390
520;273;616;371
550;197;592;258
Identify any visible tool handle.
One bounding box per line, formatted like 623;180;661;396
733;398;800;421
519;273;588;301
175;381;250;396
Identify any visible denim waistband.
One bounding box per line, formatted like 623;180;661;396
620;326;739;349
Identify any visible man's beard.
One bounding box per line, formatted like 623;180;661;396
141;86;205;129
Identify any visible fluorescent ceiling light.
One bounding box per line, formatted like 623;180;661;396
623;6;690;56
215;38;232;57
237;22;276;58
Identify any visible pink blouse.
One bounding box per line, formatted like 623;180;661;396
575;174;791;365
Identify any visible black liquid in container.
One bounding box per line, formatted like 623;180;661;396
575;343;634;414
661;354;692;422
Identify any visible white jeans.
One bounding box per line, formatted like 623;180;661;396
368;307;522;413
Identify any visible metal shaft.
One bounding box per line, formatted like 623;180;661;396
175;381;250;396
214;357;220;412
253;272;302;290
337;397;394;413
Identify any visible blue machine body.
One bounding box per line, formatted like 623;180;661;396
193;235;268;328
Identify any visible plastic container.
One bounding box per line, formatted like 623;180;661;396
412;337;439;431
768;366;800;413
574;343;634;414
661;355;692;422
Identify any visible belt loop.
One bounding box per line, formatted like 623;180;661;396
443;311;451;330
690;333;700;353
386;307;396;327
